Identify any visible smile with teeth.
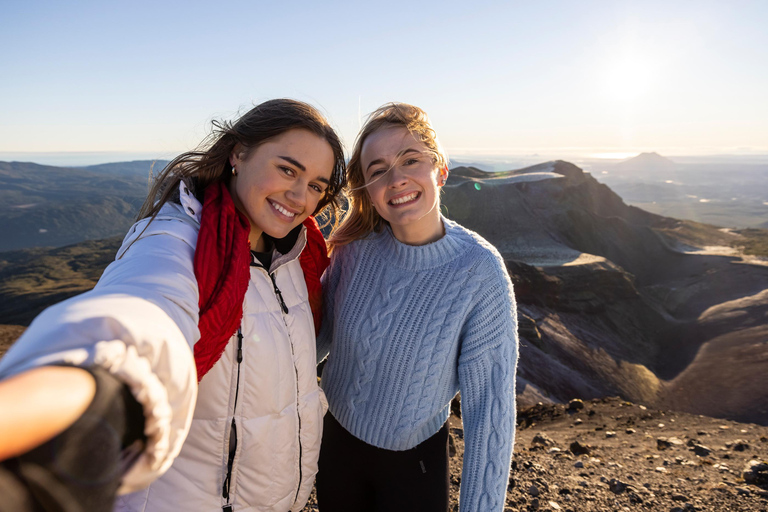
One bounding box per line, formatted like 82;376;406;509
389;192;420;205
269;200;298;219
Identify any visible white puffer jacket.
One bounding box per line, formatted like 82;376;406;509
0;184;326;512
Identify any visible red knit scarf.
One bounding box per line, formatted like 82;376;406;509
192;181;329;381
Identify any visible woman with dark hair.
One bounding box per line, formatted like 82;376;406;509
0;99;346;512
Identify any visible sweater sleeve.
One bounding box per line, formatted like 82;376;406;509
457;254;518;512
0;211;200;495
316;246;343;364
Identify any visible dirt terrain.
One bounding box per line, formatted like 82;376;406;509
299;398;768;511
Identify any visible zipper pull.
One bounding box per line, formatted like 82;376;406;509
236;329;243;363
269;273;289;314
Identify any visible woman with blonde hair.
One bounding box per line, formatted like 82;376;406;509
316;102;518;511
0;98;345;512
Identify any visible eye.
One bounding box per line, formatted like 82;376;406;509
279;166;296;177
369;168;387;178
404;158;419;166
309;183;326;194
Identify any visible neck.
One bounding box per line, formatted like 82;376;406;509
390;212;445;246
250;230;266;251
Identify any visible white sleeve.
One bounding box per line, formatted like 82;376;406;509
0;211;201;494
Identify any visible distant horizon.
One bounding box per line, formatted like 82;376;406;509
2;148;768;168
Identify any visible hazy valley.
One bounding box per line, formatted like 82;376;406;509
0;160;164;251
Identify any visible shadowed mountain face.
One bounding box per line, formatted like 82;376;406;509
444;162;768;425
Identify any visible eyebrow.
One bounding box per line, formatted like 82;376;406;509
365;148;422;174
279;155;330;185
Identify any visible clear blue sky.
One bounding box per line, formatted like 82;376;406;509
1;0;766;164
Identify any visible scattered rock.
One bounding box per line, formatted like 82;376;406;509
742;460;768;486
608;478;628;494
566;399;584;412
605;431;616;438
657;437;683;450
574;461;584;468
568;441;591;456
691;444;712;457
670;493;689;501
531;433;555;449
731;439;749;451
528;484;540;497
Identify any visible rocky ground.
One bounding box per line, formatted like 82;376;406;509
4;329;767;511
302;397;768;512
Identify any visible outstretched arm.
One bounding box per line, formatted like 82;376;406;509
0;207;201;493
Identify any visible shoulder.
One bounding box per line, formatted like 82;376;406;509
116;202;200;260
444;218;507;278
330;230;380;263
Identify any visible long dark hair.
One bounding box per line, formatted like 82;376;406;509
138;99;346;223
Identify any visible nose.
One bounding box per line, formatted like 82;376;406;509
286;180;307;208
387;165;408;188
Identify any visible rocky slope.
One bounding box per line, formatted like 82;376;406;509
299;397;768;511
443;162;768;425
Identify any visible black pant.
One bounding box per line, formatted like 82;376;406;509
0;366;145;512
316;413;449;512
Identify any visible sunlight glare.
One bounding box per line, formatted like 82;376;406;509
602;53;656;103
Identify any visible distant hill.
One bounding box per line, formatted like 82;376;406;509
612;151;680;172
589;153;768;228
0;161;149;251
82;160;169;177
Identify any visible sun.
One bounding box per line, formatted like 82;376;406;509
602;53;656;103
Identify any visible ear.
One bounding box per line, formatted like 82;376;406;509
438;165;449;187
230;144;243;167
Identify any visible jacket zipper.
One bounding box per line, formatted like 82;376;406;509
221;328;243;511
267;270;304;506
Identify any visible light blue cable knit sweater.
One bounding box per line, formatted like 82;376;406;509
317;217;518;512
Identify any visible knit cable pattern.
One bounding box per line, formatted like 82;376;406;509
392;259;478;445
349;244;412;412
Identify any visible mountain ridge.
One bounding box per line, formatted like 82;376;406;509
1;159;767;426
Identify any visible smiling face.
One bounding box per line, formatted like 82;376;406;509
361;125;447;245
229;128;335;251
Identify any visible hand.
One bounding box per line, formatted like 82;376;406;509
0;366;96;461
